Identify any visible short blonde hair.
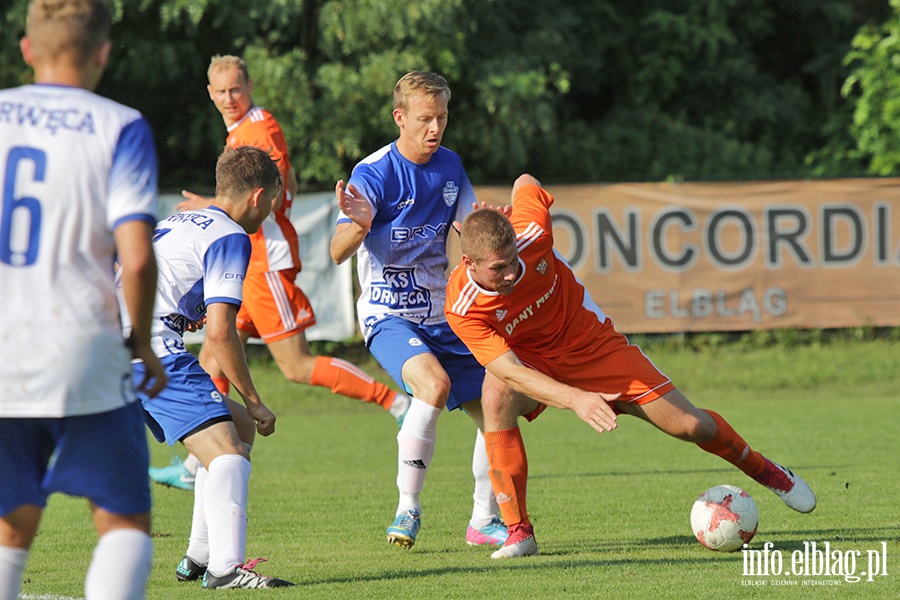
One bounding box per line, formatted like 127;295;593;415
26;0;111;66
208;55;250;84
393;71;451;111
460;208;517;263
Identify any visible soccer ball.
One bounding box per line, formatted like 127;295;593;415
690;484;758;552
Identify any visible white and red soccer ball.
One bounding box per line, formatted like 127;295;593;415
690;484;758;552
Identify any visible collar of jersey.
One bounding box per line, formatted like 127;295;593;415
226;105;262;133
465;257;526;296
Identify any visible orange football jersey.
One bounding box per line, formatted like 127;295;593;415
446;184;608;368
226;106;300;274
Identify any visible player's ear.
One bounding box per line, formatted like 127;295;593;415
20;36;34;66
96;40;112;70
462;254;476;272
393;108;404;129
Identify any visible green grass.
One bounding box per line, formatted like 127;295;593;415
18;339;900;599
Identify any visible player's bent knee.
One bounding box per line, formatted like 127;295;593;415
675;413;716;443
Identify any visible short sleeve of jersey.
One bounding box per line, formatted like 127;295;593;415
445;297;511;366
108;116;159;230
203;232;252;306
511;183;554;229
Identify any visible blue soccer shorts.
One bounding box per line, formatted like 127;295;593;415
133;352;232;446
0;402;151;517
366;316;485;411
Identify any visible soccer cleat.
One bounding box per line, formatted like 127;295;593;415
386;509;421;548
201;558;294;589
465;517;508;546
491;522;538;559
755;458;817;513
149;455;195;491
175;555;206;582
390;392;412;428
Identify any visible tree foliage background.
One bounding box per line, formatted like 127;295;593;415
0;0;895;190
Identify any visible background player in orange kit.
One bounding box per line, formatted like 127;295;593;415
152;55;411;490
445;173;817;559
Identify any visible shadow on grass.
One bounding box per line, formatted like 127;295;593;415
643;527;898;550
531;464;845;481
293;526;898;589
294;553;739;588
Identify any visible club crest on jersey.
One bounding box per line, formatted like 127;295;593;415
442;181;459;206
162;312;202;336
535;258;549;275
495;309;508;321
370;265;430;310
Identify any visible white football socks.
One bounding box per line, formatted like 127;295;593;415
396;398;441;514
183;453;201;477
203;454;251;576
185;465;210;565
470;428;501;528
84;528;152;600
0;545;28;600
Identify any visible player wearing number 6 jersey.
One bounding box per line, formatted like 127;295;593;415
445;174;817;559
0;1;165;598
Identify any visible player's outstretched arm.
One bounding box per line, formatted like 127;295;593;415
330;179;372;264
176;189;214;212
486;351;619;434
204;302;276;436
114;220;167;397
511;173;541;199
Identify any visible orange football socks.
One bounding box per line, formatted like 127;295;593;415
484;427;530;527
697;410;766;477
310;356;397;409
211;377;230;396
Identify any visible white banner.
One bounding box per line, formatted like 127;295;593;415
159;192;356;343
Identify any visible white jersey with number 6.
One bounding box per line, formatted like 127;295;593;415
0;84;158;418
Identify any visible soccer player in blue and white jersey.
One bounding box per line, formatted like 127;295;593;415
331;71;508;549
123;146;293;589
0;1;166;599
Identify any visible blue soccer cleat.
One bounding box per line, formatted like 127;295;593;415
386;509;421;548
149;455;195;491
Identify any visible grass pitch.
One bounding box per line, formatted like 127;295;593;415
18;337;899;599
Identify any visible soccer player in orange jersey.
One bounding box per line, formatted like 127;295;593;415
445;174;817;559
152;56;411;493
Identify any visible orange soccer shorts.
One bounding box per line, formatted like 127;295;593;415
520;318;675;421
235;268;316;343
